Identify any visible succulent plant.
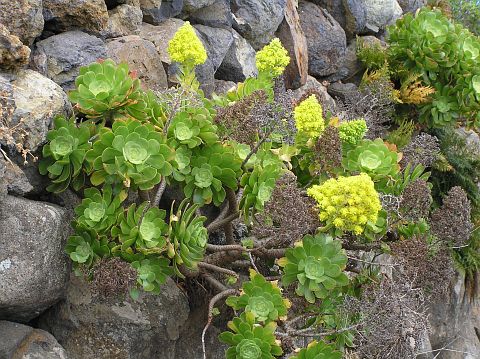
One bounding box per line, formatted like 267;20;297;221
289;340;342;359
167;106;218;149
66;227;110;267
219;312;283;359
85;118;175;190
126;89;167;129
343;138;399;185
278;233;349;303
255;38;290;78
183;143;242;206
167;21;207;66
112;202;169;252
131;257;173;294
74;185;125;234
69;59;142;118
337;119;367;145
293;95;325;140
226;270;290;323
168;200;208;276
307;174;382;235
39;116;91;193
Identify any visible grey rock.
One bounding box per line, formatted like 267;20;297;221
299;1;347;78
292;75;336;114
39;274;190;359
363;0;403;32
456;127;480;155
216;29;257;83
0;0;43;46
0;70;72;152
106;35;168;91
0;158;33;196
0;321;69;359
102;4;143;38
42;0;109;35
428;274;480;359
31;31;107;91
0;24;31;70
188;0;233;28
194;25;234;71
327;81;358;101
398;0;426;13
231;0;287;50
0;195;71;322
183;0;217;12
214;79;236;95
140;0;183;25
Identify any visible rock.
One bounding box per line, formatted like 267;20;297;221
188;0;233;29
398;0;427;13
0;25;30;70
140;0;183;25
105;0;141;8
428;274;480;359
0;0;43;46
139;20;215;95
0;321;69;359
183;0;216;12
275;0;308;90
292;75;336;115
298;1;347;78
43;0;109;35
194;25;234;71
106;35;168;91
327;81;358;101
0;158;33;196
216;29;257;83
102;4;143;38
231;0;287;50
0;70;72;153
39;274;190;359
31;31;107;91
0;195;70;322
214;79;236;95
363;0;403;33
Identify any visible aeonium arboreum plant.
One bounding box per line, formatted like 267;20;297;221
226;270;291;324
69;59;143;119
66;226;110;267
85;118;175;190
131;257;173;294
289;340;342;359
278;233;349;303
39;116;92;193
219;311;283;359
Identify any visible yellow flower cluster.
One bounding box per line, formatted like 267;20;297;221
167;21;207;66
293;95;325;139
338;119;367;145
255;38;290;77
307;173;381;234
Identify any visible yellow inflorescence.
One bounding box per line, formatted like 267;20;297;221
307;173;381;234
167;21;207;66
293;95;325;139
255;38;290;77
338;119;367;145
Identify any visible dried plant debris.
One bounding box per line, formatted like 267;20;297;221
90;257;137;297
350;275;429;359
399;179;432;221
400;133;440;169
335;78;396;139
392;236;454;296
430;186;473;247
314;125;342;174
251;172;320;248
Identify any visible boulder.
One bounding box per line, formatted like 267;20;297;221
298;1;347;78
194;25;234;71
275;0;308;90
39;274;190;359
106;35;168;91
0;158;33;196
188;0;233;29
231;0;287;50
31;31;107;90
363;0;403;33
102;4;143;38
214;79;236;95
0;0;43;46
42;0;109;35
0;70;72;153
0;321;69;359
216;29;257;83
0;195;71;322
292;75;336;115
0;24;30;70
140;0;183;25
398;0;427;13
183;0;217;13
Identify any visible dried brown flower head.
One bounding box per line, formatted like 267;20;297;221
400;179;432;221
90;257;137;297
400;133;440;169
314;125;342;174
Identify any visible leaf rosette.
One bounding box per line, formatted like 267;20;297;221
289;340;342;359
66;227;110;267
131;257;173;294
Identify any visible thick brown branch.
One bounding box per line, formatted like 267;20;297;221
206;211;240;232
198;262;239;278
